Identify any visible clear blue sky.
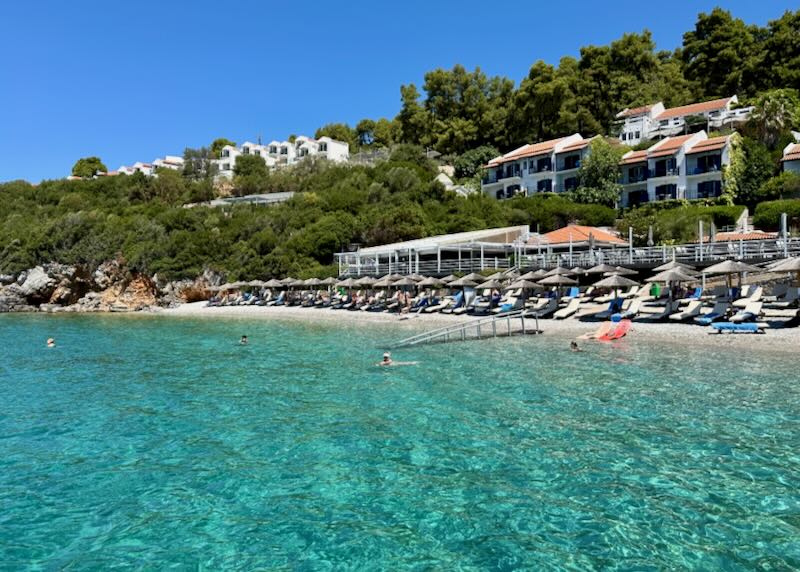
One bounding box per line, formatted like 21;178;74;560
1;0;792;182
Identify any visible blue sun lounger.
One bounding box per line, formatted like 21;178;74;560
710;322;766;334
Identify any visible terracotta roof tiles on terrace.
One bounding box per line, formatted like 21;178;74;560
647;134;696;158
686;135;730;155
782;144;800;162
557;139;591;153
616;104;654;118
654;97;733;121
620;150;648;165
486;137;569;167
531;225;627;246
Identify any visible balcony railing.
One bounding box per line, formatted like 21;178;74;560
557;161;581;171
649;167;680;178
689;165;721;175
621;173;648;184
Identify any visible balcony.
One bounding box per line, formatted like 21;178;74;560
621;173;648;185
688;165;721;175
557;161;581;172
649;167;680;178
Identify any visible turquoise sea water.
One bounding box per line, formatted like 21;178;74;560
2;315;800;570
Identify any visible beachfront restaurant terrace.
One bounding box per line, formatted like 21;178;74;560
336;226;533;277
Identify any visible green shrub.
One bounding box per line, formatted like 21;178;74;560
753;199;800;231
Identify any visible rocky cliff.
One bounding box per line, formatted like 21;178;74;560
0;260;221;313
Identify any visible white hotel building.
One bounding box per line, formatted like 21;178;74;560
481;133;597;199
619;131;737;207
214;136;349;179
616;96;752;146
782;143;800;174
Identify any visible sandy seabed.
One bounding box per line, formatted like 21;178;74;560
161;302;800;354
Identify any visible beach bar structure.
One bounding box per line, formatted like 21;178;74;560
336;226;532;277
336;220;800;277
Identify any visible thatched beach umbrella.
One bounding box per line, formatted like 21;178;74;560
373;277;394;288
448;277;479;288
544;266;572;277
485;271;506;280
320;277;338;286
768;257;800;273
570;267;587;276
418;276;444;288
703;259;761;291
392;277;419;288
505;279;539;291
440;274;457;283
264;278;283;288
304;278;323;287
593;273;639;300
603;266;637;277
654;260;697;272
538;274;578;286
280;277;296;285
520;269;547;280
355;276;377;287
646;268;698;284
475;278;503;290
337;277;357;288
585;263;618;274
461;272;485;282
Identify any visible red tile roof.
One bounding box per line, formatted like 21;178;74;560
487;137;569;167
648;134;696;158
620;150;648;165
712;231;778;242
686;135;730;155
655;97;733;121
532;225;627;246
557;139;591;153
782;144;800;162
616;104;655;118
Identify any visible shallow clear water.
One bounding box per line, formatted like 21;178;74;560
2;314;800;570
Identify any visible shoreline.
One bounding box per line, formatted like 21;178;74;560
156;302;800;352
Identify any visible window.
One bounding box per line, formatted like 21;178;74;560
628;189;649;207
242;147;250;154
280;147;288;155
635;131;640;139
697;180;722;198
673;119;681;125
660;120;669;127
222;149;230;158
655;184;677;201
537;179;552;192
222;163;230;171
536;157;551;172
563;177;578;191
561;154;580;170
269;146;277;154
319;143;328;152
621;133;627;141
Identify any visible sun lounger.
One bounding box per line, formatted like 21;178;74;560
619;286;640;299
492;297;522;315
612;298;642;321
528;298;558;318
637;300;679;321
694;301;730;325
711;322;766;334
593;298;624;320
733;286;763;308
554;298;581;319
440;292;464;314
669;300;703;321
730;301;763;323
765;287;800;308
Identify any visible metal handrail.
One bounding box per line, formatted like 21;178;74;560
388;309;535;349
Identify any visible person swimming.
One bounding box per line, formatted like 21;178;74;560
570;341;582;352
47;338;56;348
240;335;248;345
378;352;393;366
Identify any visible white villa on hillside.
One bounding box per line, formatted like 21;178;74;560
619;131;737;207
115;155;184;177
616;96;752;145
481;134;597;199
214;135;349;179
782;142;800;174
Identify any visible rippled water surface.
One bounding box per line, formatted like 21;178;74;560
2;314;800;570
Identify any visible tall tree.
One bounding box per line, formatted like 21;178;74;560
750;10;800;92
574;139;625;207
396;84;429;146
682;8;756;97
314;123;358;149
210;138;236;159
71;157;107;178
747;89;800;149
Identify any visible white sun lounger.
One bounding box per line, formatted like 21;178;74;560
669;300;703;321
